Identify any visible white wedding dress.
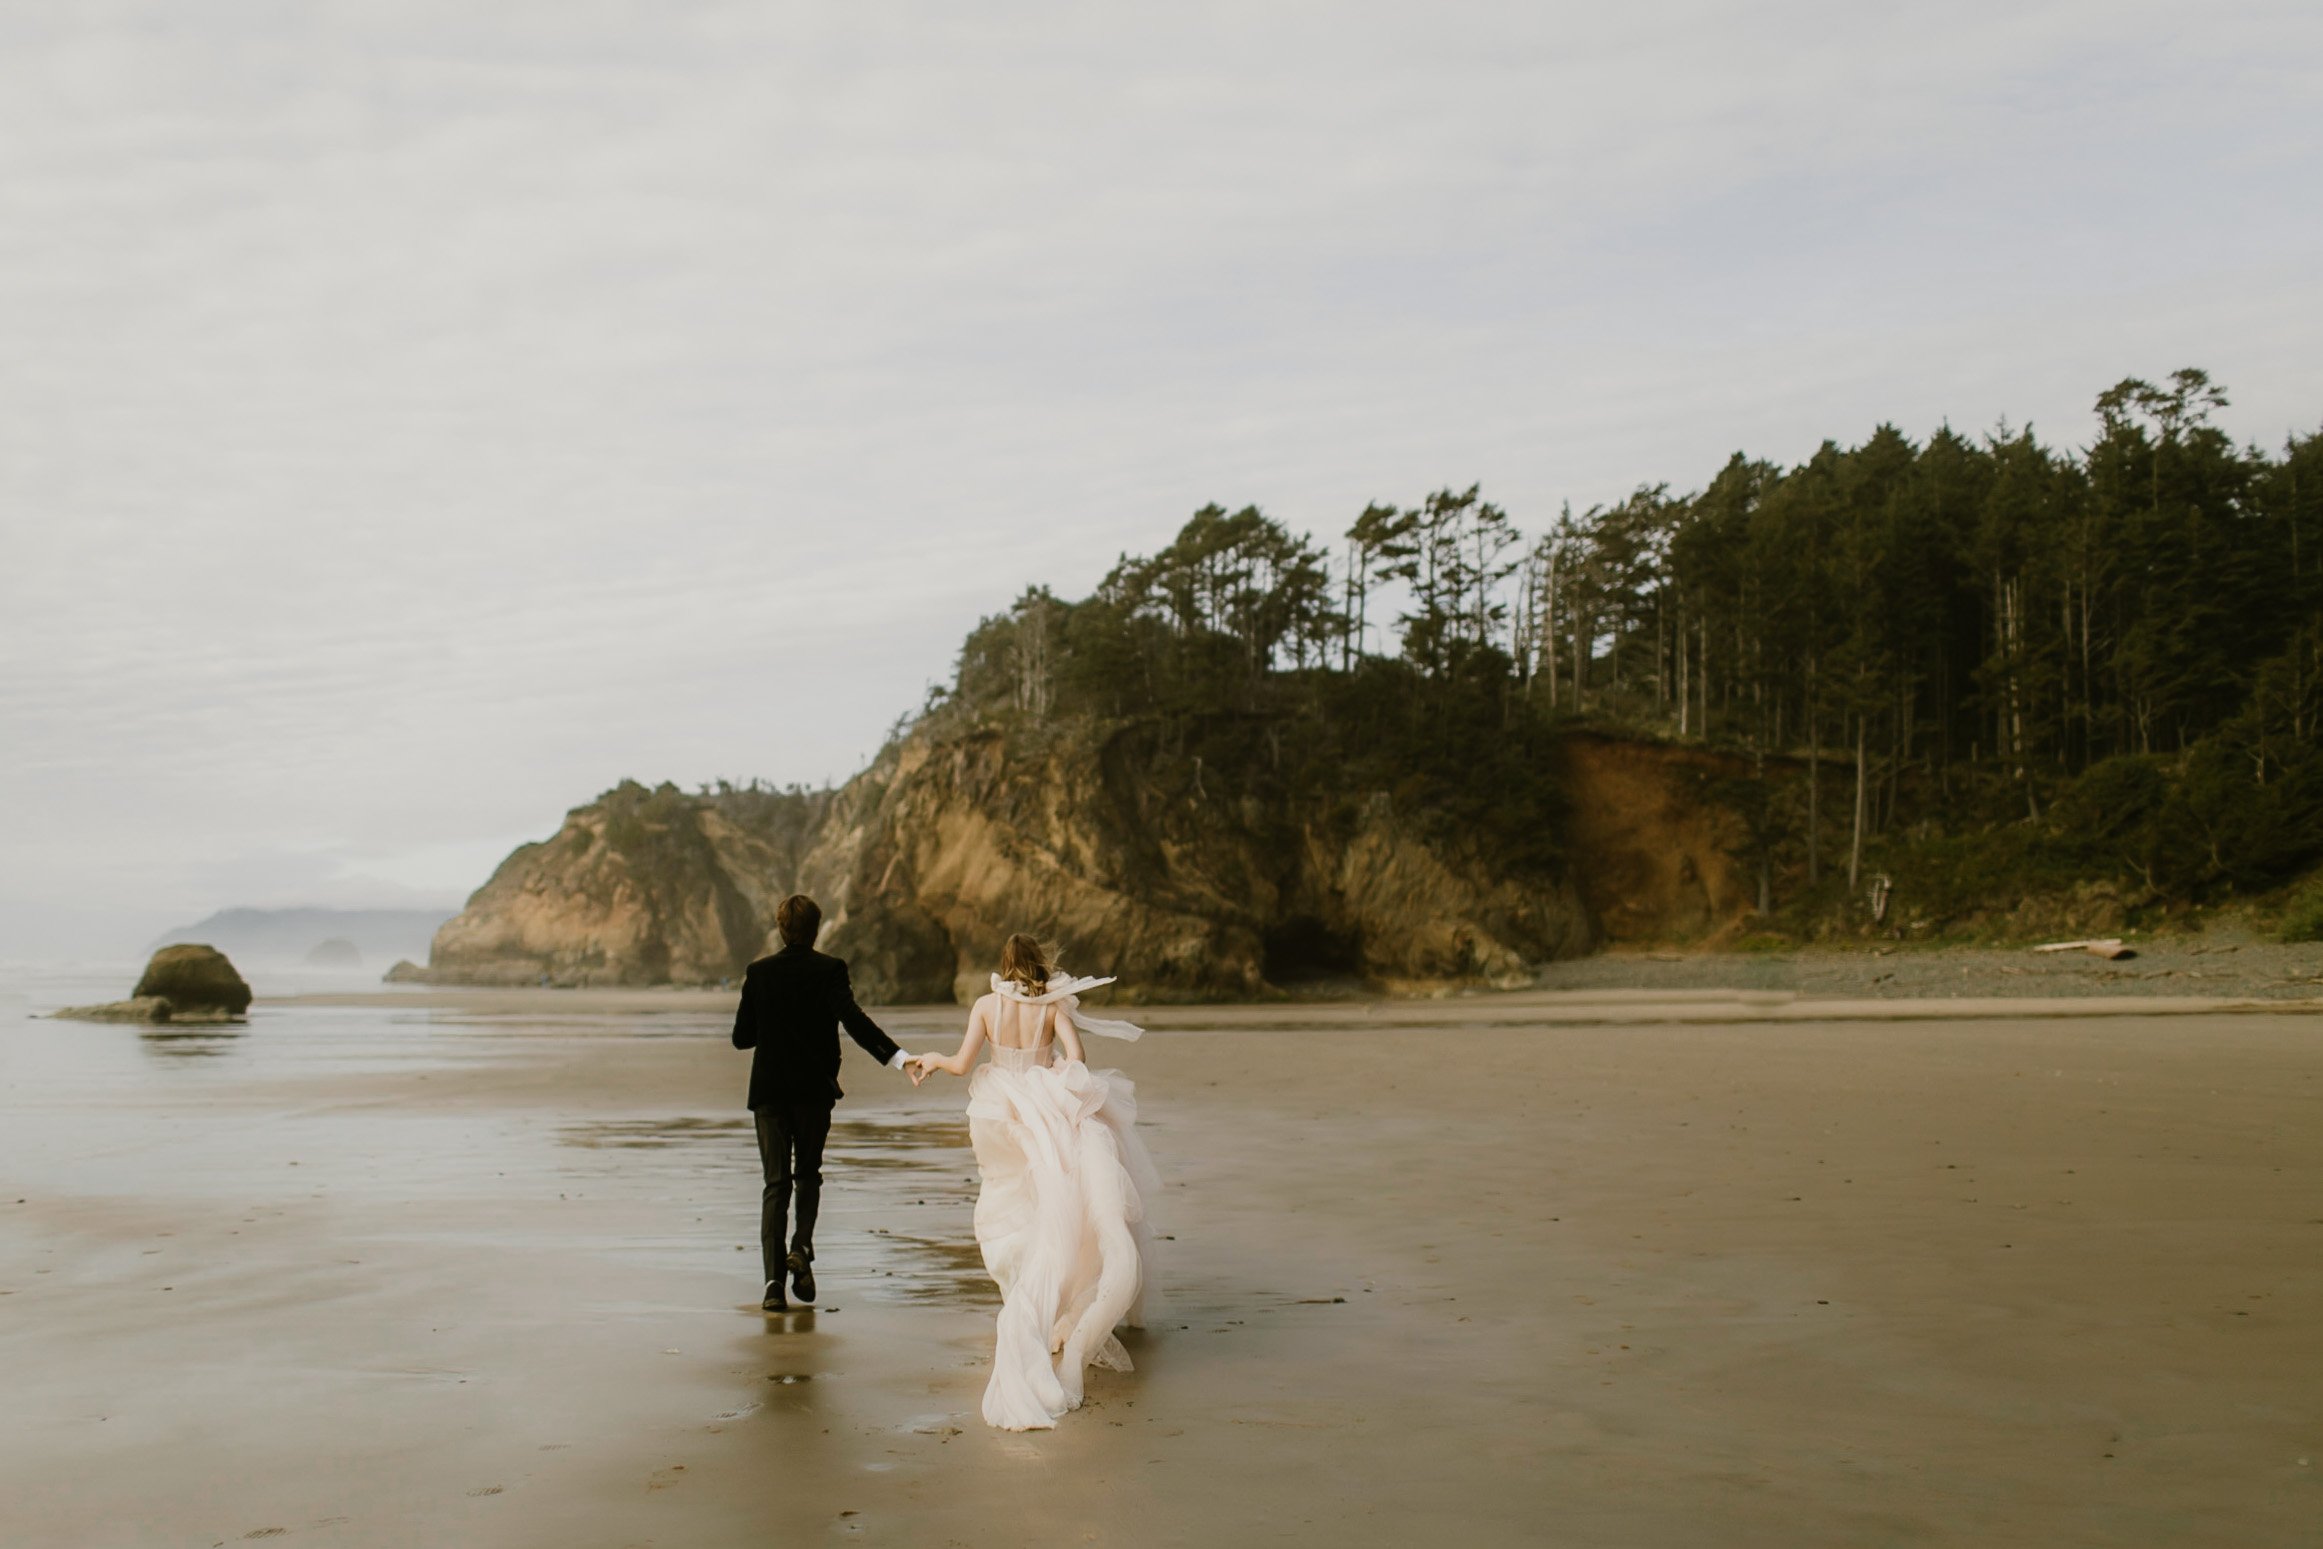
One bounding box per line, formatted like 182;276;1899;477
965;973;1160;1431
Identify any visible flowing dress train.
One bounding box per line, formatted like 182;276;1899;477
964;980;1159;1431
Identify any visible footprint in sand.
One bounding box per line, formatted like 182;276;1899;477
243;1532;286;1541
466;1486;503;1497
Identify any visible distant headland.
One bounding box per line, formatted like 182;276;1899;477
153;907;455;970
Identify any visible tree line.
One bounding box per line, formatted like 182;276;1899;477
942;370;2323;912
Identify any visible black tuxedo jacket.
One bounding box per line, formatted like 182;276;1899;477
730;944;902;1110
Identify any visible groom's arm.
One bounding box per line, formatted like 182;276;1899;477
731;970;759;1050
828;961;910;1069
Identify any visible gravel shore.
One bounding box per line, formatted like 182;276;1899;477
1533;928;2323;1001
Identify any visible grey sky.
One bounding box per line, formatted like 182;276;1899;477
4;2;2320;956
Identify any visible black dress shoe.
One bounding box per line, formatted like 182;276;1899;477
786;1250;816;1303
762;1278;787;1311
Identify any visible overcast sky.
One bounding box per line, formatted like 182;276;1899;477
4;1;2319;956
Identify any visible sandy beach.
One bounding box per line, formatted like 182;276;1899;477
5;977;2320;1546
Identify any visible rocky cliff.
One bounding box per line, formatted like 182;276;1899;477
423;782;832;987
800;719;1595;1002
419;722;1759;1000
1552;732;1756;945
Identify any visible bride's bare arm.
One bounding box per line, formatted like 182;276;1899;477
909;998;988;1082
1053;1003;1085;1065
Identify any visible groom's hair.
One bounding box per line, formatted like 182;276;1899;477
775;894;822;948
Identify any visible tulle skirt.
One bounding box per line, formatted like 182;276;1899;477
965;1058;1159;1430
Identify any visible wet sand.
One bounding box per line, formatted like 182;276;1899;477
4;985;2319;1546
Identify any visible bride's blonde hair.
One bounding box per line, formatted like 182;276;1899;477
998;933;1051;994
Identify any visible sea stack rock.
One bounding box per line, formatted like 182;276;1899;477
132;943;253;1017
303;937;362;967
791;721;1599;1004
423;781;833;989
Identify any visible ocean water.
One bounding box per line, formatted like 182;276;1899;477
1;957;416;1016
0;958;983;1290
0;962;1004;1546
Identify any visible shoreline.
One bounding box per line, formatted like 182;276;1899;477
243;927;2323;1019
259;933;2323;1026
261;982;2323;1026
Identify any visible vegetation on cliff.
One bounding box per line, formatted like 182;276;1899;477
942;494;1571;879
1528;369;2322;929
947;369;2322;937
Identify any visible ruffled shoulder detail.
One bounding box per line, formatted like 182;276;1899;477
990;971;1117;1003
988;972;1143;1041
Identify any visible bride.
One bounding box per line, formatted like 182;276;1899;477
905;933;1160;1431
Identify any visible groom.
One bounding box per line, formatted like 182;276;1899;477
731;894;920;1311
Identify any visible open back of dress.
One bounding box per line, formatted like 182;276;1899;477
985;996;1056;1072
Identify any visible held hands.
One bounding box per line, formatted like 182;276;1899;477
905;1054;940;1085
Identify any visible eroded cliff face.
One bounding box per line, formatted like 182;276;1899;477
424;783;831;987
421;724;1758;999
800;723;1595;1002
1552;733;1756;944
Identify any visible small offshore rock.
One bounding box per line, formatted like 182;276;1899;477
132;944;252;1016
381;959;428;984
302;937;362;967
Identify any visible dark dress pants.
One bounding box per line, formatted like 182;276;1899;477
755;1102;833;1285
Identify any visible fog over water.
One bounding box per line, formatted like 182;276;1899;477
5;2;2320;957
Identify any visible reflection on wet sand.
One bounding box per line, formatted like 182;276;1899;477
859;1228;997;1305
562;1115;752;1148
826;1117;990;1304
759;1308;817;1336
826;1127;973;1174
557;1109;992;1305
827;1114;974;1153
136;1026;243;1058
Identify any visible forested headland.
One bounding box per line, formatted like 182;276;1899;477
421;368;2323;993
936;369;2323;941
